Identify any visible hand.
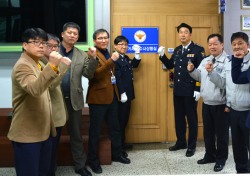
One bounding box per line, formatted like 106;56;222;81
205;61;213;73
193;91;200;101
187;62;194;72
61;57;71;66
111;51;120;61
49;51;62;67
157;46;165;57
87;46;97;59
233;50;245;58
132;44;141;54
120;92;128;103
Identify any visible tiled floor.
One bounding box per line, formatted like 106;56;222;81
0;142;237;176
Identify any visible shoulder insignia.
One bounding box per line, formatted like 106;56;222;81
194;43;203;47
201;51;205;57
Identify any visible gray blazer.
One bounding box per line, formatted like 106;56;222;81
60;47;98;111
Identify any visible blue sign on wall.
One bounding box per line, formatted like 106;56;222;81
121;27;159;53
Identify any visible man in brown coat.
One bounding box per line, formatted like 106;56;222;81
86;29;131;174
8;28;63;176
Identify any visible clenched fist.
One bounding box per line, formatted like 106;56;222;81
88;46;97;59
49;51;62;67
111;51;120;61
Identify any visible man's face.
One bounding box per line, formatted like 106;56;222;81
114;40;128;55
178;27;192;45
45;39;59;58
22;38;46;60
61;27;79;45
208;37;224;57
94;32;109;50
231;37;249;55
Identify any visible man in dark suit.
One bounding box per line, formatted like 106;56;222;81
59;22;99;176
157;23;205;157
113;35;141;151
86;29;131;174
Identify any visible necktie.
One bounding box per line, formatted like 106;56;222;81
212;58;216;64
182;47;187;54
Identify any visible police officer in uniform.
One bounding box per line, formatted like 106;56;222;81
114;35;141;151
157;23;205;157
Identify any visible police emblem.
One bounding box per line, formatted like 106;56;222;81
134;30;146;42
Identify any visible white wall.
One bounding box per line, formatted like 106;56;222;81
223;0;250;55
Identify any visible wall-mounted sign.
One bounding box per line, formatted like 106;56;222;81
121;27;159;53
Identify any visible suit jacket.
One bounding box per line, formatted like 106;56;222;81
86;49;119;104
59;47;98;111
40;57;69;127
159;41;205;96
8;53;57;143
115;55;141;101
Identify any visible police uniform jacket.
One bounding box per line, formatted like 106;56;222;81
189;51;227;105
159;41;205;96
8;53;57;143
86;48;119;104
115;54;141;101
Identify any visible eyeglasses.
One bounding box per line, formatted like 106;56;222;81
27;41;47;46
117;43;128;47
46;43;59;49
96;37;109;41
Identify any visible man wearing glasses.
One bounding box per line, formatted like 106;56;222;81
86;29;131;174
113;35;141;152
8;28;63;176
59;22;98;176
40;33;71;176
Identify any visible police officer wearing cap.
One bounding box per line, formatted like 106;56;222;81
157;23;205;157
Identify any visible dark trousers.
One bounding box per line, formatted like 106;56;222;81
118;100;131;148
49;127;62;176
64;98;86;170
12;136;53;176
88;95;122;164
202;103;229;164
230;109;249;173
174;95;198;149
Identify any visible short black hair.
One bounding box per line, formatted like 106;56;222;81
93;29;109;40
21;28;47;43
47;33;60;44
177;23;192;33
114;35;129;44
62;22;80;33
207;34;223;43
231;32;249;44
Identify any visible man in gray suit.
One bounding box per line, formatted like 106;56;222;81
59;22;98;176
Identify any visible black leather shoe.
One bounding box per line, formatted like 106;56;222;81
186;148;195;157
122;150;128;158
214;163;224;172
112;155;131;164
197;158;216;164
75;167;92;176
89;163;102;174
169;144;187;151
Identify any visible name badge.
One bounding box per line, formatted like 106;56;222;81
111;75;116;84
